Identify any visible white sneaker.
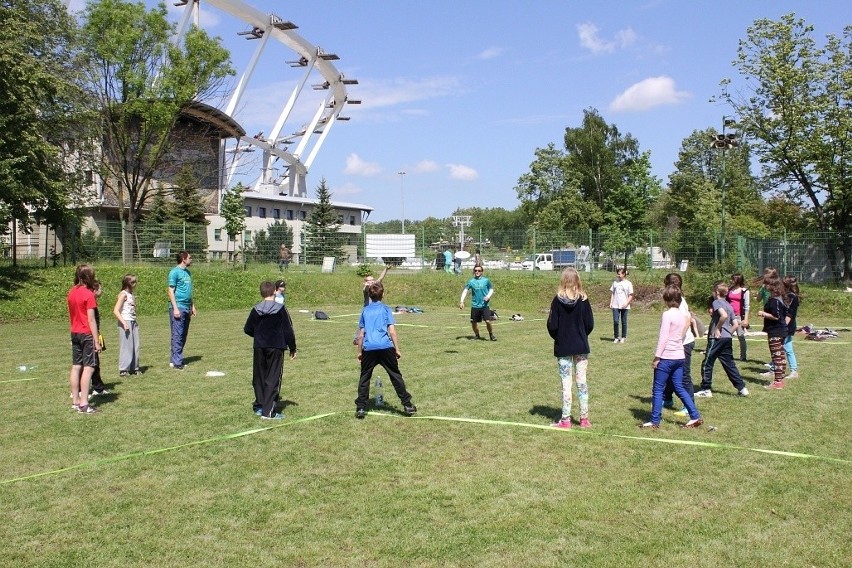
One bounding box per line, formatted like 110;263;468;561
694;390;713;398
613;338;620;343
620;337;626;343
738;387;749;397
785;370;799;379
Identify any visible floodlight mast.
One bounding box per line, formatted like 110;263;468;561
451;216;472;250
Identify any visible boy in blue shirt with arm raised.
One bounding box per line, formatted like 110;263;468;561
459;265;496;341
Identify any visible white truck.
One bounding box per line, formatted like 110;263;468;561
521;249;577;271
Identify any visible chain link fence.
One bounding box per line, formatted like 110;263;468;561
2;219;845;283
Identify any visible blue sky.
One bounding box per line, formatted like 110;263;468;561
69;0;848;222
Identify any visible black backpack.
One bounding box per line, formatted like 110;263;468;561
314;310;329;320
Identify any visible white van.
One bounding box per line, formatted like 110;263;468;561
521;253;553;271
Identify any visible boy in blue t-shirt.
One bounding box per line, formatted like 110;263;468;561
696;282;748;398
459;265;496;341
354;282;417;419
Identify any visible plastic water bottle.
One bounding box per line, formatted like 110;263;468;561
18;364;38;372
374;377;384;407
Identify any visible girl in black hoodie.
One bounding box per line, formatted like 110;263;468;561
546;268;595;429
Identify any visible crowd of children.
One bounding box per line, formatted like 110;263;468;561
66;261;801;428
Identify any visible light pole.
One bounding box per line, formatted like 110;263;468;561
710;117;738;260
397;171;406;234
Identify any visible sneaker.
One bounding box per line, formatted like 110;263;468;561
260;412;284;420
470;335;481;341
620;337;626;343
77;405;98;414
694;390;713;398
738;387;749;397
71;403;80;411
403;404;418;416
551;418;572;429
763;363;774;368
119;370;128;377
663;400;675;410
133;369;142;376
355;408;366;419
91;389;110;396
639;422;659;429
683;418;703;428
254;408;262;416
613;337;620;343
173;364;185;370
764;381;784;390
785;370;799;379
579;418;591;428
674;407;689;416
489;334;497;342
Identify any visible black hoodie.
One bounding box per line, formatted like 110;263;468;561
244;300;297;351
546;295;594;357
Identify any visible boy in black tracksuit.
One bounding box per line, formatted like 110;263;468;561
244;281;297;419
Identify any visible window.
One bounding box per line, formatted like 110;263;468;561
214;229;222;241
286;209;294;220
258;207;266;218
244;230;252;242
349;215;356;226
230;233;236;241
244;206;252;217
299;211;307;220
272;208;280;219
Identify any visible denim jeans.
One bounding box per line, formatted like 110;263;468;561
612;308;628;339
169;308;192;366
783;335;798;371
652;358;700;424
663;341;695;403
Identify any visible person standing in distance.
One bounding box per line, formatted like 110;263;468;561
609;267;634;343
459;265;496;341
167;251;195;369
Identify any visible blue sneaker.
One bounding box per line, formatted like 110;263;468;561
260;412;284;420
254;408;262;416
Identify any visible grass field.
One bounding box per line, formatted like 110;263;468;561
1;269;850;567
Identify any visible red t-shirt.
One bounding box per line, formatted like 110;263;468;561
67;285;96;334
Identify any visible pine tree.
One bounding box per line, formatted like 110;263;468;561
170;165;208;224
302;178;345;265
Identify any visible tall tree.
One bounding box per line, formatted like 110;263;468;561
170;165;208;224
0;0;83;262
221;182;246;261
303;178;345;265
723;14;852;281
78;0;233;261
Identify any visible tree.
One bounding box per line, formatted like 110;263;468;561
653;128;762;265
221;182;246;261
78;0;233;261
170;165;208;224
249;221;294;263
723;14;852;282
0;0;84;264
303;178;345;265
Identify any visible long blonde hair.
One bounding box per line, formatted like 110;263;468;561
557;267;587;300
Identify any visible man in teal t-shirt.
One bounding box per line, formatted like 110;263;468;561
459;265;496;341
167;251;196;369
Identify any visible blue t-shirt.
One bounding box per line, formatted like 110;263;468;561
359;301;395;351
464;276;493;309
168;266;193;310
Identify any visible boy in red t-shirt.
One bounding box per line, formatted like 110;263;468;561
67;264;101;414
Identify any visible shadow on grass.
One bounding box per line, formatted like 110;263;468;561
529;404;561;422
0;266;47;302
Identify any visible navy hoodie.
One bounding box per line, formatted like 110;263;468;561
244;300;297;351
546;295;594;357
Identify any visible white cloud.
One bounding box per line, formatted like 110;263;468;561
577;22;637;54
344;154;382;176
332;181;361;196
446;164;479;181
609;76;690;112
355;76;464;110
476;46;505;60
413;160;439;174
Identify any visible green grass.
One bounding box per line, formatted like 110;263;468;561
0;265;850;566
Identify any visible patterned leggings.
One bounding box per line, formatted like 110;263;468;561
768;336;786;382
557;355;589;420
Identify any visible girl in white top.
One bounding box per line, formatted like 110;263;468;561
113;274;141;376
609;268;634;342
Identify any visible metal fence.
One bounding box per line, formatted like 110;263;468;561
2;219;845;283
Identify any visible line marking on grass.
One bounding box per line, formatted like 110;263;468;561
1;411;847;486
0;377;43;384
